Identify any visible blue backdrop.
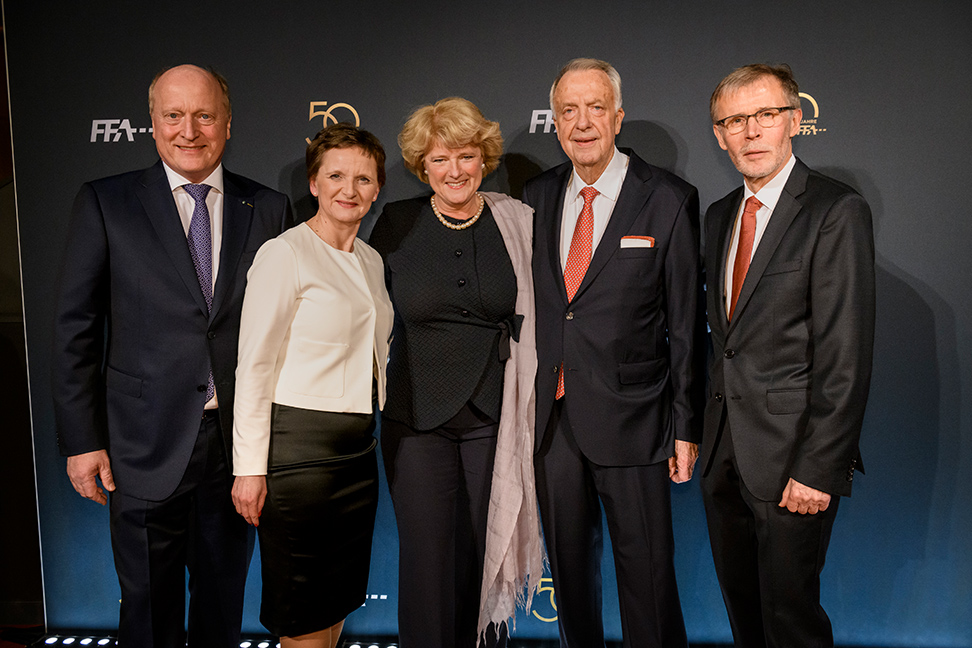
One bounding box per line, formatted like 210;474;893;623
5;1;971;645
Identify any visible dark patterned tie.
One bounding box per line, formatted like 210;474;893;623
183;183;215;401
556;185;599;400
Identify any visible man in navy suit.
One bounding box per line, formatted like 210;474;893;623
52;64;292;647
523;58;705;648
702;63;874;647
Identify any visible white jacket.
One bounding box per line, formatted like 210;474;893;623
233;222;393;475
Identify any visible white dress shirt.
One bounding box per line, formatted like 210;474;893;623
560;147;630;270
162;162;224;290
724;155;797;315
162;162;224;408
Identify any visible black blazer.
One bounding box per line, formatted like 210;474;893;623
370;196;515;430
701;158;875;500
52;160;293;501
524;150;705;466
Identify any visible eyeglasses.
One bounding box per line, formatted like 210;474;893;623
714;107;797;134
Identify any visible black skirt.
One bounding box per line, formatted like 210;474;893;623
258;402;379;638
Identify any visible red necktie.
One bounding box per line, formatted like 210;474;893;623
556;186;599;399
729;196;761;321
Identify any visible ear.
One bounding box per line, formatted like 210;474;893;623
713;124;728;151
788;108;803;138
614;107;625;134
225;115;232;141
308;180;317;197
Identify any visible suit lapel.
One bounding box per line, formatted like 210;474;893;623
213;171;252;320
571;153;653;302
137;162;210;316
543;165;571;304
728;160;809;334
714;189;743;328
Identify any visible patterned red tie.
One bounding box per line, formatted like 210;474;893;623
556;185;599;399
729;196;761;321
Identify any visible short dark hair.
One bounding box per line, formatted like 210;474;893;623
148;65;231;116
306;123;387;188
710;64;800;123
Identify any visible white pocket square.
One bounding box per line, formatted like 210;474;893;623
620;236;655;248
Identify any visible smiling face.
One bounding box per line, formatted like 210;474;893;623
713;75;802;193
552;69;624;184
151;65;231;183
309;146;380;230
423;142;484;217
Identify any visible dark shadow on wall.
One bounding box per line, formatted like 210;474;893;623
817;167;956;623
0;12;44;623
0;179;44;624
280;158;315;226
499;125;566;200
616;119;685;177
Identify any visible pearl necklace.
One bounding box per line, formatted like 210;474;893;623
431;193;484;230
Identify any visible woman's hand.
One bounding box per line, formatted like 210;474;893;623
232;475;267;526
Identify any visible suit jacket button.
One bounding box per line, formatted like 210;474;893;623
565;311;574;320
196;385;207;392
455;249;462;257
207;331;216;339
457;278;466;287
724;349;735;359
461;310;470;317
715;392;723;402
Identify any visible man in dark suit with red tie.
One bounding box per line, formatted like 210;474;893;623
523;58;705;648
702;63;875;647
52;64;292;647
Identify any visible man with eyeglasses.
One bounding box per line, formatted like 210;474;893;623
700;64;875;647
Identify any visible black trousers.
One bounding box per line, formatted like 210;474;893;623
534;399;688;648
701;417;839;648
381;411;507;648
109;412;253;648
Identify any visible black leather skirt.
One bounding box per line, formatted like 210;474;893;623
258;402;378;637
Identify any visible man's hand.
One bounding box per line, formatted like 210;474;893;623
668;440;699;483
232;475;267;527
66;450;115;505
778;478;831;514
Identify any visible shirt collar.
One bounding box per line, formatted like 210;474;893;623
568;146;629;202
162;161;225;195
743;154;795;213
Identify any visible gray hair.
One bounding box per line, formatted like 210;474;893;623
710;64;799;123
549;58;622;113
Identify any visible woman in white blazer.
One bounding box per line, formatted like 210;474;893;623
231;124;393;648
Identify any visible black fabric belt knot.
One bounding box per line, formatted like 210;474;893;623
497;313;524;362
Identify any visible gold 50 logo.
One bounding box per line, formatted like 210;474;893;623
305;101;360;143
532;577;558;622
798;92;826;136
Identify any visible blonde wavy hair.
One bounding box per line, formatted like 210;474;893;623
398;97;503;183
